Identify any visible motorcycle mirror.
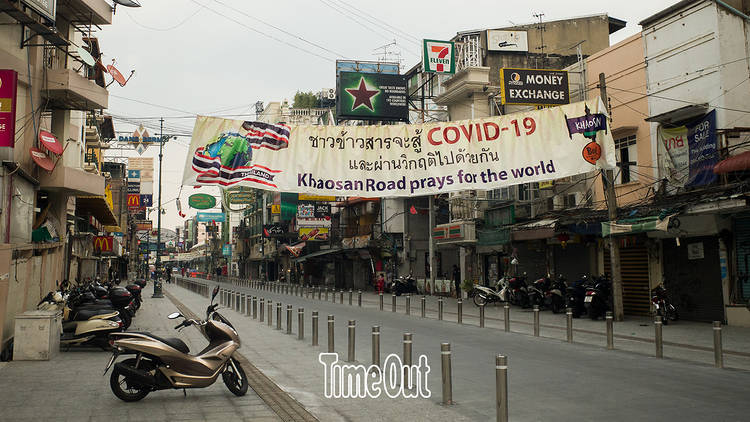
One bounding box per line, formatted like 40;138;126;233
212;286;219;301
510;258;519;265
167;312;182;319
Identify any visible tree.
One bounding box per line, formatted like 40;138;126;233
293;91;319;109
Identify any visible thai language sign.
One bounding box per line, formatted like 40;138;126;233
657;110;717;189
182;98;615;196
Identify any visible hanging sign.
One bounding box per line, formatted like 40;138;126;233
423;39;456;74
657;110;717;189
196;211;225;222
182;98;616;197
188;193;216;209
93;236;114;252
0;70;18;148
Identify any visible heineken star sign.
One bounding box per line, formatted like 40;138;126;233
336;71;408;122
188;193;216;209
423;39;455;74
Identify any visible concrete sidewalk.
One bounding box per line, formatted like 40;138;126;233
0;289;281;422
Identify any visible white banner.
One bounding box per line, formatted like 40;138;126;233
182;98;616;197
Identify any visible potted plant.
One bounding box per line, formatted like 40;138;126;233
461;279;475;299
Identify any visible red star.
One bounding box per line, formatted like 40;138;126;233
345;78;379;111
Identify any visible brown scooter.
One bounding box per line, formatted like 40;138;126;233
104;287;247;401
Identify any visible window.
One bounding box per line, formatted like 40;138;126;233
615;134;637;184
518;183;540;202
489;187;513;201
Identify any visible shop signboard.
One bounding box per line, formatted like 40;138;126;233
422;39;455;74
336;71;408;121
188;193;216;209
0;70;18;148
196;211;225;222
500;68;569;106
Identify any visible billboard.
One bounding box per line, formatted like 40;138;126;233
487;30;528;52
297;202;331;218
658;110;717;188
422;40;455;74
182;99;616;196
299;227;328;241
500;68;569;106
337;71;408;121
196;211;226;222
263;223;284;237
0;70;18;148
335;60;399;76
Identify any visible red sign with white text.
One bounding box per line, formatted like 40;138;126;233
0;70;18;148
93;236;114;252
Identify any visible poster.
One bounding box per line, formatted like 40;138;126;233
182;98;616;197
657;110;717;189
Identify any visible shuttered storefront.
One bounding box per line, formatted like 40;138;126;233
734;215;750;301
604;240;651;316
662;236;724;322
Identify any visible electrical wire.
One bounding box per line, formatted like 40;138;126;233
124;5;204;32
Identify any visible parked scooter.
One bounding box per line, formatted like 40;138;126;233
507;274;530;308
105;286;247;402
473;277;509;306
391;273;418;296
545;275;567;314
584;275;612;320
651;283;678;324
566;275;588;318
527;276;551;309
72;285;135;330
38;291;123;349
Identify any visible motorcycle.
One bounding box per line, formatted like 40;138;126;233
105;286;247;402
391;273;418;296
651;283;678;324
545;275;567;314
527;277;551;309
584;275;611;320
38;291;123;349
472;277;509;306
72;285;135;330
507;275;530;308
566;276;588;318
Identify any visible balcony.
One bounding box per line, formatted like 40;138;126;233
39;164;105;196
43;67;108;110
56;0;113;25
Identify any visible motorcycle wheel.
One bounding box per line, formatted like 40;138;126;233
520;294;530;309
473;293;487;307
109;358;151;402
551;296;564;314
223;357;248;396
120;311;132;330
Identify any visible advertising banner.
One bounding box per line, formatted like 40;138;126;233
336;71;408;121
299;227;328;241
297;202;331;218
182;98;615;197
423;40;455;74
196;211;226;222
188;193;216;209
500;68;569;106
0;70;18;148
657;110;717;188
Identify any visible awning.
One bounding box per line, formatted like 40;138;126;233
293;247;342;262
713;151;750;174
103;225;122;233
76;195;118;226
645;104;708;125
511;219;557;241
601;215;674;237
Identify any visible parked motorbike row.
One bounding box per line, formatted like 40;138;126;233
472;274;679;322
387;273;419;296
38;278;147;349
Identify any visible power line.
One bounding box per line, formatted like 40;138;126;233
124;5;204;32
328;0;421;43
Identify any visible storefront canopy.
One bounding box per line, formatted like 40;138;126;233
293;247;342;263
76;195;117;226
511;219;557;241
713;151;750;174
601;215;673;237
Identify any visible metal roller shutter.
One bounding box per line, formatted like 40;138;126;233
605;243;650;316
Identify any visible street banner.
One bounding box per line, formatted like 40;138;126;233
182;98;616;197
657;110;717;189
196;211;225;222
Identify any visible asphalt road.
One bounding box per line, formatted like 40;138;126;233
189;279;750;421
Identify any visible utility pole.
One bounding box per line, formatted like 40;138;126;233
152;117;165;298
599;73;623;321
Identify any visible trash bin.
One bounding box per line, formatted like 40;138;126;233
13;310;61;361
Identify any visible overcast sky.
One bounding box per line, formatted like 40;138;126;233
97;0;678;232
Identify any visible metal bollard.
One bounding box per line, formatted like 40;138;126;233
332;289;337;303
566;308;573;343
318;287;321;300
406;295;411;315
241;294;246;314
274;302;282;330
327;315;335;353
403;333;413;389
267;300;273;326
654;316;663;358
372;326;380;367
312;311;319;346
349;289;353;306
438;298;444;320
533;305;540;337
480;303;485;328
421;296;426;318
259;299;265;322
441;343;453;405
606;311;614;350
252;297;257;319
358;290;362;307
496;355;509;422
340;290;344;304
457;299;462;324
325;287;328;301
379;292;384;310
504;304;510;332
245;296;251;316
347;320;356;362
298;308;305;340
286;305;293;334
713;321;723;368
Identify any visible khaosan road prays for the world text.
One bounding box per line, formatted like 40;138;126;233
181;98;616;196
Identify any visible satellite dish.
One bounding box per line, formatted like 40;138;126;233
112;0;141;6
76;45;95;67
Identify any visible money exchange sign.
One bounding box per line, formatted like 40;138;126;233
182;99;616;196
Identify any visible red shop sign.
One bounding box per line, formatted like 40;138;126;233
0;70;18;148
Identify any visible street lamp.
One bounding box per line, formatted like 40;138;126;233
152;118;177;299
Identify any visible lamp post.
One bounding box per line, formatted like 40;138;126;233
152;118;171;298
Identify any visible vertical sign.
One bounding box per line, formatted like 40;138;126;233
422;40;456;74
0;70;18;148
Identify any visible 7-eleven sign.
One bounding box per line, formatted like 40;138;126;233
423;39;455;74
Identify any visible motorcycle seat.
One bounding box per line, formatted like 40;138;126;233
138;332;190;354
71;308;117;321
